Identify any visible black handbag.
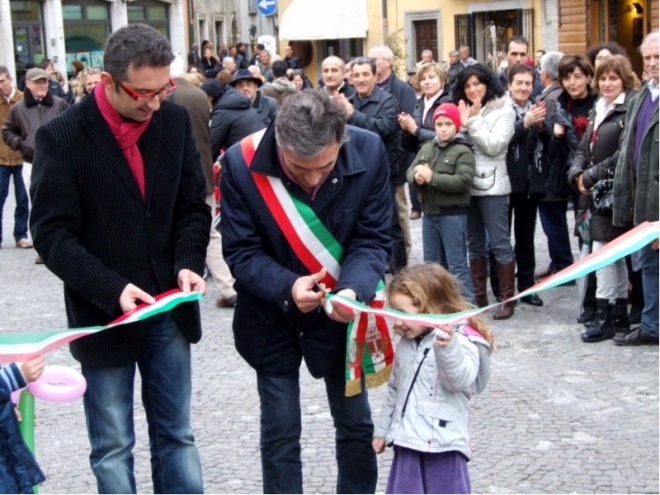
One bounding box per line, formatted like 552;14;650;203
590;164;614;214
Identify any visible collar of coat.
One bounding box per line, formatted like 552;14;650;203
24;87;54;108
248;124;367;182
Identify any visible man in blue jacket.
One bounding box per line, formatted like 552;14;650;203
220;91;392;493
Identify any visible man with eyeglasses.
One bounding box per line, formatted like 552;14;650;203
29;23;210;493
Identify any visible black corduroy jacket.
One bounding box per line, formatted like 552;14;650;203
29;91;211;367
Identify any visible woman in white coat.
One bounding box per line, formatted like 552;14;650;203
453;64;517;319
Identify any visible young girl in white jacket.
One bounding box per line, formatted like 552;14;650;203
373;263;493;494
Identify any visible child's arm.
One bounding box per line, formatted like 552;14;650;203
429;147;476;193
433;334;480;393
0;357;45;402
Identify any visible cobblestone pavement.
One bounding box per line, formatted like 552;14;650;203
1;191;658;494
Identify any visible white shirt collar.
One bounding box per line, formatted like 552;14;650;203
648;79;659;101
3;87;15;103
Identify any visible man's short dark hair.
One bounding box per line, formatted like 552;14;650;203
507;63;535;84
350;57;377;75
237;42;246;50
272;61;288;78
257;43;265;51
104;23;174;83
506;36;529;53
0;65;11;78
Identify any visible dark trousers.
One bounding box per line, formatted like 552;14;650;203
390;182;407;272
509;193;539;291
409;183;422;212
538;200;574;272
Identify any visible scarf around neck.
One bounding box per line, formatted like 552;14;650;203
95;82;151;199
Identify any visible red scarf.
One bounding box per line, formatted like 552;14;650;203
95;83;150;199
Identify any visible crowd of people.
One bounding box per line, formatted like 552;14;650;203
0;22;657;495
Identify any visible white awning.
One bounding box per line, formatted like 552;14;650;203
279;0;368;40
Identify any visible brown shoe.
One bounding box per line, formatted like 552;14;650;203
409;210;421;220
217;295;237;308
494;260;516;320
535;267;553;281
16;239;33;249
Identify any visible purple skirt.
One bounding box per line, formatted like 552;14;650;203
386;445;471;494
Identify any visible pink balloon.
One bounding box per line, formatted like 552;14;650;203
11;388;24;405
27;366;87;403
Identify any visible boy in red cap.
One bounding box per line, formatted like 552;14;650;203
406;103;477;302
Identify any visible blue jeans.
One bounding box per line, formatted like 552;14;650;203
634;243;659;337
0;165;29;243
81;314;203;494
538;201;574;273
467;195;514;264
257;369;377;493
422;213;474;301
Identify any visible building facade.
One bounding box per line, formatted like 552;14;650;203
558;0;659;74
1;0;190;83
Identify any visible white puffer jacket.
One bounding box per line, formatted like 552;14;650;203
464;95;515;196
373;325;491;459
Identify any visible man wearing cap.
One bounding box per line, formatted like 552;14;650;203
0;66;32;249
2;68;68;256
229;68;278;127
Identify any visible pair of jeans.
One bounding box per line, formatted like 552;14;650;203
538;200;574;273
593;240;628;301
634;243;659;337
422;213;474;302
256;369;377;494
0;165;29;243
467;195;514;264
81;313;203;494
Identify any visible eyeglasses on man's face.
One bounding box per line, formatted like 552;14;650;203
114;77;176;102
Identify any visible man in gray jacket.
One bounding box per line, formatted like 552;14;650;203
612;31;659;346
2;67;68;263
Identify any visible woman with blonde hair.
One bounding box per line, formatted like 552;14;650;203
398;63;452;220
568;54;638;342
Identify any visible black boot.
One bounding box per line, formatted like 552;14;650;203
612;298;631;334
581;299;615;343
577;305;597;325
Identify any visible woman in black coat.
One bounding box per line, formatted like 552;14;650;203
200;47;221;80
568;55;638;343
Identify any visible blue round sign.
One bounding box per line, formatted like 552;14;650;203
257;0;277;16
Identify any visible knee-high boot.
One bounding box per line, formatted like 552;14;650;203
469;257;489;307
494;260;516;320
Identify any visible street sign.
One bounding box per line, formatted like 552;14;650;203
257;0;277;16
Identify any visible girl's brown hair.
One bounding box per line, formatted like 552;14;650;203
387;263;494;346
593;54;640;93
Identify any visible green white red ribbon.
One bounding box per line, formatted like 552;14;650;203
0;290;203;363
328;221;660;326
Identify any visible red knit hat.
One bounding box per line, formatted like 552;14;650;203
432;103;461;130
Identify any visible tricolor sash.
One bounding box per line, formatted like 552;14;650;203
240;130;393;396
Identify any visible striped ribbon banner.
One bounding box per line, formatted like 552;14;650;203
0;290;203;363
328;221;660;326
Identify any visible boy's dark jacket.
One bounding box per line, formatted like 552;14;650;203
406;133;475;215
0;363;46;493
